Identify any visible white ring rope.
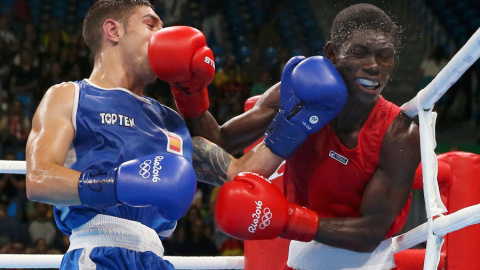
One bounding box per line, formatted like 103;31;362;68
0;255;245;269
0;160;27;174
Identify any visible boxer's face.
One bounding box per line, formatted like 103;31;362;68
329;29;395;104
119;6;163;83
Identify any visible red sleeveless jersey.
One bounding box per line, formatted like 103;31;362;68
283;96;411;238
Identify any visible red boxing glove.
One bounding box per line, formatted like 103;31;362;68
148;26;215;117
215;172;319;242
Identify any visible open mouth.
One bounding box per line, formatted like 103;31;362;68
356;78;380;90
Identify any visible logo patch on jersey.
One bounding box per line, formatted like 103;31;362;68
329;150;348;165
166;132;183;155
99;113;135;127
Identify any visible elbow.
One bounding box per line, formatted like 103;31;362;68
26;176;40;202
25;171;47;202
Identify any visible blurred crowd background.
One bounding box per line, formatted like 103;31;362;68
0;0;479;261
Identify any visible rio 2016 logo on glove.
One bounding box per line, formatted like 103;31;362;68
248;200;273;233
138;156;164;182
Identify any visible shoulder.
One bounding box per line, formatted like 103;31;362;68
148;98;187;126
42;82;76;105
380;112;420;168
154;99;184;120
386;112;419;142
36;82;76;119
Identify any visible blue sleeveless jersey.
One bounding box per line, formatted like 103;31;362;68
54;79;193;239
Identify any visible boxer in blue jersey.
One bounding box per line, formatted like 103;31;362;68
26;2;198;268
25;1;207;268
25;1;348;269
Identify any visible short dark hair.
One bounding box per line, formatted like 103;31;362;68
330;4;398;48
82;0;153;55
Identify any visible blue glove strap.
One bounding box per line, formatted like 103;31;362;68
78;168;119;209
263;112;308;159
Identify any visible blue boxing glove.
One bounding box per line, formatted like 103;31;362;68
78;153;197;221
264;56;348;159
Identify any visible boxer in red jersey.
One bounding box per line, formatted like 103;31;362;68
186;4;420;270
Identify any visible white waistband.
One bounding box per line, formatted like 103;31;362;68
67;214;164;258
287;239;396;270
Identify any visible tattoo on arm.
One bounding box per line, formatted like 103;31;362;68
192;137;231;186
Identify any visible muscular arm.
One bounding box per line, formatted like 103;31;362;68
26;83;82;206
192;136;283;186
186;83;280;155
314;113;421;252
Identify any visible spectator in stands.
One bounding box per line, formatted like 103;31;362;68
203;186;229;250
0;100;31;149
0;153;17;201
39;40;65;79
0;240;25;254
25;237;61;254
416;46;448;91
199;0;224;46
9;48;40;112
178;217;219;256
28;202;57;247
0;194;20;249
67;34;92;77
161;0;188;27
216;66;247;123
0;16;16;48
250;69;273;96
164;205;210;256
176;205;204;243
0;117;21;158
0;39;11;91
219;237;243;256
0;152;29;227
437;64;475;128
213;54;243;88
21;23;38;46
241;47;265;86
40;62;64;99
7;170;28;225
43;18;68;50
12;40;39;69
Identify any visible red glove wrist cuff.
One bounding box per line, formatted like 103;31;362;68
281;203;319;242
171;87;209;118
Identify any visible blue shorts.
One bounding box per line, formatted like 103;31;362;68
61;247;175;270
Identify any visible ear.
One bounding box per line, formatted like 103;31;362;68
103;19;122;44
324;41;337;64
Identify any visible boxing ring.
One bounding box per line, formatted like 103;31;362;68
0;28;479;269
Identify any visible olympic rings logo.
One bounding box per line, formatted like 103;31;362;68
139;160;152;178
259;208;272;229
248;201;273;233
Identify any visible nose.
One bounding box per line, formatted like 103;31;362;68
362;55;380;75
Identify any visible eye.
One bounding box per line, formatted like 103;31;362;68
348;46;367;57
377;50;395;60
